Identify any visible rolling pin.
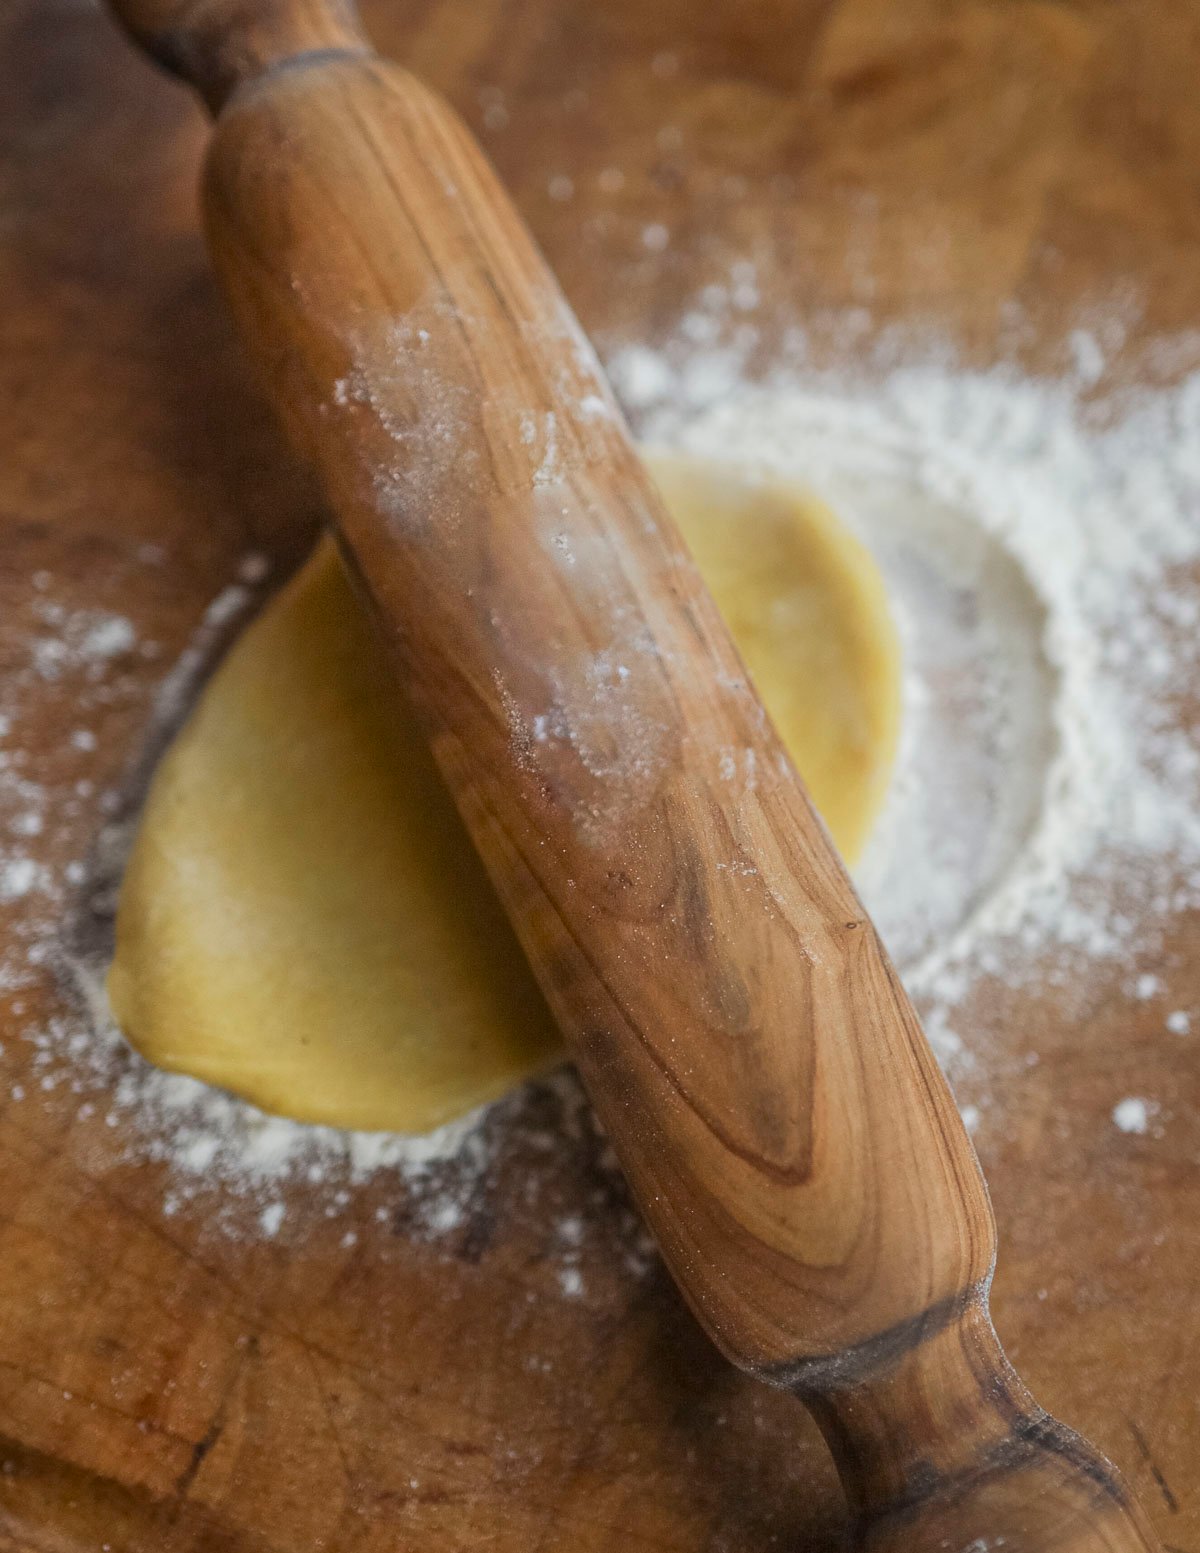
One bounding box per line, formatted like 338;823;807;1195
103;2;1160;1547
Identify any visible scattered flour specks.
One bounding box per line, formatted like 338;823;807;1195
1113;1097;1156;1135
557;1267;585;1299
4;281;1198;1262
0;858;41;902
79;615;136;661
258;1201;286;1238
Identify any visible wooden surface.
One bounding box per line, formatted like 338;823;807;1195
1;0;1197;1548
101;6;1157;1540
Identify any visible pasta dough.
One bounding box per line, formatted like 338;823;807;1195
107;456;901;1133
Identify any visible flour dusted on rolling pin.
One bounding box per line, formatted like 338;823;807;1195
329;297;621;536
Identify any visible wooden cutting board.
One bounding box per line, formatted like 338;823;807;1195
1;0;1197;1548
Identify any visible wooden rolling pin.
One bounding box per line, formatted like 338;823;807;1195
104;3;1160;1548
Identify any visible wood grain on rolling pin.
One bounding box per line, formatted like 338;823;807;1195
196;45;987;1376
94;2;1163;1546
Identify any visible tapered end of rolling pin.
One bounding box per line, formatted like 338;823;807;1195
105;0;369;111
801;1298;1159;1552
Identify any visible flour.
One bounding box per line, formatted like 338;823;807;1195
0;543;615;1243
1113;1097;1157;1136
0;859;40;901
610;310;1200;1109
4;284;1198;1246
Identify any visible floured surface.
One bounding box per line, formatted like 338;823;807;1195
106;459;900;1134
612;323;1200;1105
5;0;1200;1541
7;327;1197;1206
3;322;1196;1195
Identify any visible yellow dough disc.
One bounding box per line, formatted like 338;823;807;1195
107;455;901;1133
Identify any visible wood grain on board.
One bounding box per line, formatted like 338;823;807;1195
1;0;1198;1549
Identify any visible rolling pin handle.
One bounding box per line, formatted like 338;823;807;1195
105;0;369;112
798;1298;1153;1551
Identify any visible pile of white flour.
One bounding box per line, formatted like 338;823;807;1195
3;293;1199;1233
609;317;1200;1089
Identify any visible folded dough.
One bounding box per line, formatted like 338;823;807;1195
107;455;900;1133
